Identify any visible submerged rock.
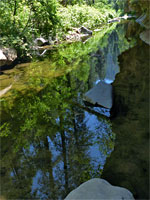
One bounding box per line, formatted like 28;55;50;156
0;48;17;67
140;30;150;45
65;178;134;200
84;81;113;109
136;14;146;27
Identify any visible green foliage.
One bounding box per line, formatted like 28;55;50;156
58;4;116;32
0;122;11;137
0;0;117;57
0;21;121;199
28;0;59;37
0;0;59;55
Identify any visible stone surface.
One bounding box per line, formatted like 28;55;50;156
84;81;113;109
108;15;136;24
0;49;7;60
34;37;48;46
79;26;93;35
66;32;91;42
65;178;134;200
105;53;120;83
136;14;146;27
102;42;149;199
108;18;121;23
0;49;7;66
0;48;17;67
140;30;150;45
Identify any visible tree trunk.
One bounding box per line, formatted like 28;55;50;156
44;137;56;199
60;115;69;194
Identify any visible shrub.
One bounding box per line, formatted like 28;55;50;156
57;4;117;32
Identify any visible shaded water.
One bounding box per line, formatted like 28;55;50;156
0;22;149;199
102;37;149;199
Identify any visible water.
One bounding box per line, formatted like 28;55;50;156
0;22;149;199
102;36;149;199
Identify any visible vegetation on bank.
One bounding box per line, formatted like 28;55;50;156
0;0;118;57
0;0;149;57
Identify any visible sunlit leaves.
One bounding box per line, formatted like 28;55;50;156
57;4;115;32
0;0;118;58
0;122;11;137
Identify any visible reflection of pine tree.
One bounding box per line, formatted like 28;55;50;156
0;138;36;199
60;114;69;196
0;64;113;199
50;107;94;198
65;107;94;189
33;136;59;200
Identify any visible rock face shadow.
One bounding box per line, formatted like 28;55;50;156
102;42;149;199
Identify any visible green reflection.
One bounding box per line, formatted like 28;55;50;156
0;23;134;199
0;24;117;96
0;71;113;199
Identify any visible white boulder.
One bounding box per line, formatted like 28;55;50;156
65;178;134;200
0;47;17;66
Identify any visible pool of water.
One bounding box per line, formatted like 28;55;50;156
0;22;149;199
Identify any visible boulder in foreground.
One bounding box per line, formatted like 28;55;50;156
65;178;134;200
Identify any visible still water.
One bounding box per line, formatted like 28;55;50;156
0;22;149;199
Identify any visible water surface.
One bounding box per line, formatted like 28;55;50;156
0;22;148;199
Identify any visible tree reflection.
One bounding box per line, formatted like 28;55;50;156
1;23;130;199
0;68;114;199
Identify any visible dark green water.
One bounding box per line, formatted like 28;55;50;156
0;22;149;199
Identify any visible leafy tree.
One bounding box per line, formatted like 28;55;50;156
0;0;118;57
